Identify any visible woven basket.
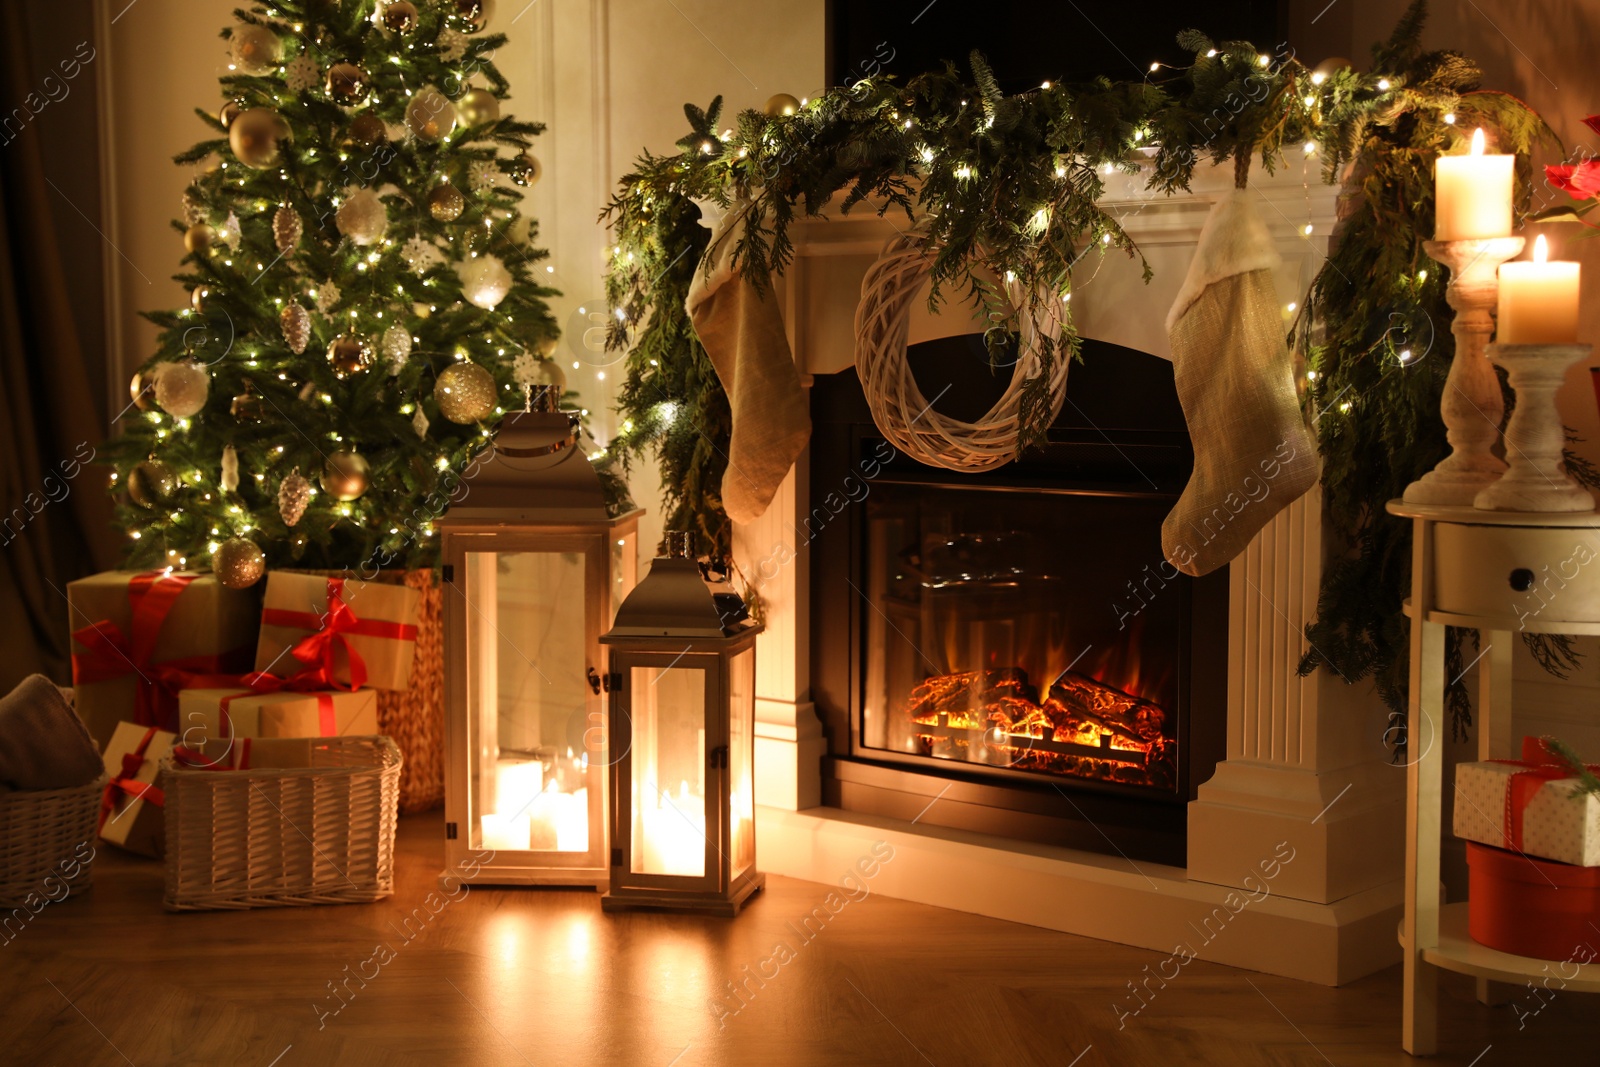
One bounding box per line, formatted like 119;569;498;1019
0;778;104;908
161;736;401;911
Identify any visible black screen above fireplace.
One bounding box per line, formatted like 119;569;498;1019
809;337;1228;866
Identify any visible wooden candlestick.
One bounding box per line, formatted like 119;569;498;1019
1403;237;1525;505
1474;343;1596;512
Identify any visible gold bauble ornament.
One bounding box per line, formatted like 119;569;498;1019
129;370;156;412
1313;57;1353;80
435;362;497;423
218;100;243;129
765;93;801;117
229;107;290;168
347;112;387;147
213;537;266;590
375;0;419;33
457;88;500;126
326;334;375;379
448;0;494;33
184;223;215;254
533;335;559;359
326;62;372;106
320;451;370;501
506;153;540;187
406;87;457;142
191;286;209;312
230;24;281;75
128;460;177;509
428;183;465;221
231;385;265;422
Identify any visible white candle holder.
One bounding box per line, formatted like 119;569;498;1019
1403;236;1525;505
1474;342;1597;512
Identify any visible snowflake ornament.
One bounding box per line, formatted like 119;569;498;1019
512;350;540;388
284;55;320;93
438;28;468;60
400;235;444;273
314;280;342;315
469;159;500;193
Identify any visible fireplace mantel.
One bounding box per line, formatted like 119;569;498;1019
739;158;1404;985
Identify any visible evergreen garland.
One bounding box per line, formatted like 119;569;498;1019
603;1;1591;727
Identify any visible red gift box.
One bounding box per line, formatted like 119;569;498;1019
1467;840;1600;961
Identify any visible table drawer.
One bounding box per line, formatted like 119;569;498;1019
1433;522;1600;626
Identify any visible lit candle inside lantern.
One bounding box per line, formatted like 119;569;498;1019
1434;128;1514;241
1498;235;1581;344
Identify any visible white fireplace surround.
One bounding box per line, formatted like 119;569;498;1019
735;158;1407;986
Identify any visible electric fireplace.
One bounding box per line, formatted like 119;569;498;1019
810;336;1229;866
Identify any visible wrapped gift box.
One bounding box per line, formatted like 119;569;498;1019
68;571;260;749
177;687;378;745
99;721;177;858
1468;841;1600;960
1453;739;1600;866
172;736;315;770
254;572;419;691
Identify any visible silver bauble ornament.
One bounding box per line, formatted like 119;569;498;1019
457;88;500;126
374;1;419;33
280;303;311;354
278;468;311;527
335;188;387;245
229;108;290;168
154;361;210;419
321;451;371;501
382;325;413;373
506;153;541;187
406;87;457;142
435;362;497;423
327;334;375;379
230;24;281;75
213;537;266;589
128;460;177;509
457;253;512;310
326;62;372;106
273;204;302;253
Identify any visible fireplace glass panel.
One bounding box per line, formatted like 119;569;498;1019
860;484;1183;793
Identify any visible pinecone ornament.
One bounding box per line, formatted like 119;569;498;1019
278;468;312;527
280;302;311;354
273;205;302;253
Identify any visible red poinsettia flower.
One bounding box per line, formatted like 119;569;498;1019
1583;114;1600;138
1546;160;1600;199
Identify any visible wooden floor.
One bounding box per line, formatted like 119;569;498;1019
5;812;1594;1066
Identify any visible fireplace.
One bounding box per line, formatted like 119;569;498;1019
810;335;1228;866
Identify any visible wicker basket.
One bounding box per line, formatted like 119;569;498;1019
161;736;401;911
0;778;104;908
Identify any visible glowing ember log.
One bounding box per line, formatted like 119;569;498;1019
1045;670;1166;747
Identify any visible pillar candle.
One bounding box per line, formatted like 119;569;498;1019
1498;235;1581;344
1435;128;1514;241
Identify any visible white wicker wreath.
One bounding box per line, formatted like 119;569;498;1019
853;233;1070;471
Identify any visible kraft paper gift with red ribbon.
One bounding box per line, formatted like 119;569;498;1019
171;736;314;771
253;573;419;691
177;686;377;746
98;721;176;858
1453;736;1600;866
68;570;261;749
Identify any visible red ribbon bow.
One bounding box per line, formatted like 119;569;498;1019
98;726;165;834
1491;737;1600;853
260;577;416;690
71;571;233;731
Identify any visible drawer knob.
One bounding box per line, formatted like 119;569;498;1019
1508;568;1536;593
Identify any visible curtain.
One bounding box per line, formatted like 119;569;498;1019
0;2;119;694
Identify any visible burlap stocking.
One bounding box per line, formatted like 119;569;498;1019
1161;189;1319;577
685;199;811;524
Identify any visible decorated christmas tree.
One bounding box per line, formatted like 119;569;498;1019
102;0;574;585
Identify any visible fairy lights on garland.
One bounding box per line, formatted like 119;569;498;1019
604;0;1590;730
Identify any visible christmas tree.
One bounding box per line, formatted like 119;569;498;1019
102;0;576;583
